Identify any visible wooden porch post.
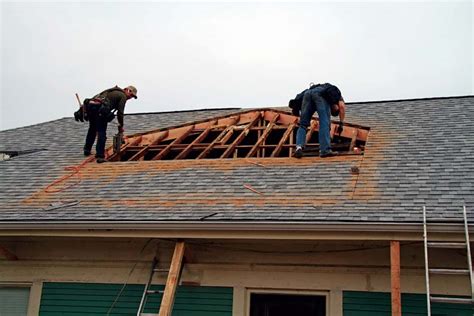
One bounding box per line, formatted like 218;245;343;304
158;241;186;316
391;241;401;316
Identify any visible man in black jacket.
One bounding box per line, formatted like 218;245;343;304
82;85;137;163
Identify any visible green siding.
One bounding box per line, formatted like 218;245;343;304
39;282;232;316
343;291;473;316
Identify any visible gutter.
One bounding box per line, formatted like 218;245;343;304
0;221;469;241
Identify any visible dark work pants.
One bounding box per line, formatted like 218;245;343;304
84;107;108;158
296;86;332;155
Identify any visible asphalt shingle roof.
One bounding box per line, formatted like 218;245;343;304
1;97;473;223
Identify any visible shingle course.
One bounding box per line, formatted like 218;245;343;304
1;98;473;223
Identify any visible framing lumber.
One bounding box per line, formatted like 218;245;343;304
271;121;297;157
257;116;263;158
158;241;185;316
391;241;401;316
246;114;279;158
197;116;239;159
330;123;336;139
129;131;169;161
103;109;370;161
219;127;235;145
196;127;231;159
151;126;194;160
306;120;318;143
277;111;300;125
175;120;217;159
0;245;18;260
219;116;241;145
349;128;358;151
220;112;261;158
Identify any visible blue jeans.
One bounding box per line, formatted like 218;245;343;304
84;106;108;158
296;87;332;155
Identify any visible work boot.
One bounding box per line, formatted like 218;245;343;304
320;150;338;158
96;157;108;163
293;146;303;159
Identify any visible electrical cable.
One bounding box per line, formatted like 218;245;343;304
157;238;420;255
44;155;95;193
106;238;154;315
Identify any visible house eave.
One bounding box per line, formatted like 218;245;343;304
0;221;468;241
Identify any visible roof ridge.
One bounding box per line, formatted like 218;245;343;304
0;117;71;133
124;107;242;117
2;95;472;132
347;94;474;105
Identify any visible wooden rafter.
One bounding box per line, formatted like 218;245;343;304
151;126;194;160
158;241;185;316
271;120;297;157
175;120;217;160
306;120;318;143
349;128;358;151
330;123;336;139
220;112;261;158
197;116;240;159
219;127;236;145
129;131;169;161
104;109;370;161
246;114;279;158
196;127;231;159
219;116;242;145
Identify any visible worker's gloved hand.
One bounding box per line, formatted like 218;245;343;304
336;121;344;135
74;108;84;122
118;125;124;133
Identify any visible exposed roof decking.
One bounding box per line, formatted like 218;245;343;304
107;109;369;161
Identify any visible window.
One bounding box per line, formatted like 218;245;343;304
107;109;369;161
0;287;30;315
250;293;326;316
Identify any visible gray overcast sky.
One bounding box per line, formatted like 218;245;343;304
1;1;472;130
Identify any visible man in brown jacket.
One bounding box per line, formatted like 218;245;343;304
83;85;137;163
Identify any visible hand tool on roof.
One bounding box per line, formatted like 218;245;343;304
113;132;124;154
75;93;81;106
74;93;88;122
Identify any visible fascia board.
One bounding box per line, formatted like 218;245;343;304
0;221;469;241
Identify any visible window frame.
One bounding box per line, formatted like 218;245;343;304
246;288;329;316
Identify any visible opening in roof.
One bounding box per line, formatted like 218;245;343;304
106;109;370;161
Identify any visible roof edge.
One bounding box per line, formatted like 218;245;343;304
0;221;469;241
347;94;474;105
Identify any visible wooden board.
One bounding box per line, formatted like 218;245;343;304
391;241;401;316
158;241;186;316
